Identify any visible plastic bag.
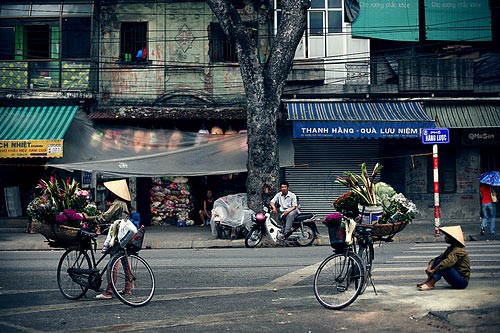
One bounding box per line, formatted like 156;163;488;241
117;219;138;247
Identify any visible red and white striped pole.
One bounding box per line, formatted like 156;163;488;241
433;144;440;236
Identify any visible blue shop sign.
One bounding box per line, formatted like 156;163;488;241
287;102;435;139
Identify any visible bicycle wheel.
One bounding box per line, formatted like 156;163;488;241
357;243;374;294
245;228;263;248
108;253;155;307
313;252;365;310
294;224;316;247
57;249;91;300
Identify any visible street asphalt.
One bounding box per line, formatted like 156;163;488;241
0;218;497;251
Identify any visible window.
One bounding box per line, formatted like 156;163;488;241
275;0;343;58
209;21;257;63
120;22;148;62
26;25;50;59
0;27;15;60
62;17;91;58
209;22;236;62
309;0;342;35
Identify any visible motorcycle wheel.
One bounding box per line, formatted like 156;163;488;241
245;228;263;248
295;224;316;247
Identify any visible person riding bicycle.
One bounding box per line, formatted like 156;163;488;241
269;181;299;240
83;179;132;300
417;225;470;291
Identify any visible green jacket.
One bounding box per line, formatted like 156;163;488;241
89;199;129;224
430;245;471;282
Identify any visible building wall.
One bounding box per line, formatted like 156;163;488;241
98;1;245;105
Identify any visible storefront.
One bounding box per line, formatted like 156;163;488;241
0;105;79;218
47;112;294;225
284;101;435;218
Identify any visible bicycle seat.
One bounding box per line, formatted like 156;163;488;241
295;213;313;221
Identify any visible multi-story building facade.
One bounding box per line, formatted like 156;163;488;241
280;0;500;222
1;0;499;225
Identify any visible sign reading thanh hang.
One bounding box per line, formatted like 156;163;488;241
0;140;63;158
292;121;425;139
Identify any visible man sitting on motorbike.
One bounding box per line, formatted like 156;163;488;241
270;181;299;240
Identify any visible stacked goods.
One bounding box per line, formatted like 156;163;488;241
150;177;194;226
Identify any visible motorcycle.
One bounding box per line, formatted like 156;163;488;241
245;206;318;247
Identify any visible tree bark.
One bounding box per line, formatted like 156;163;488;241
207;0;310;211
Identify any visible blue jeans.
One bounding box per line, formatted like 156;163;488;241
431;259;468;289
481;203;496;234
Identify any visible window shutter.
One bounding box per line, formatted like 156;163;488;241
209;22;224;63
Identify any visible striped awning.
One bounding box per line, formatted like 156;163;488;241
426;104;500;128
0;105;78;140
0;105;79;158
286;102;434;139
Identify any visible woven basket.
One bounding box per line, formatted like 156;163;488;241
33;220;80;246
371;220;408;239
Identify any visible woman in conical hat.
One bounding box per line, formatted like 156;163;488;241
83;179;131;299
417;225;470;291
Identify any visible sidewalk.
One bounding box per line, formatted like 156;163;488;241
0;219;497;251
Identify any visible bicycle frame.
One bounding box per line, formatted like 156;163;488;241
67;234;128;292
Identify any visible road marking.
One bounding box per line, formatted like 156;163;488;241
264;262;321;288
374;265;500;272
393;253;500;259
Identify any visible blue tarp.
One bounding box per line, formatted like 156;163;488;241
286;102;435;139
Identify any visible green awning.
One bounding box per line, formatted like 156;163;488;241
426;104;500;128
0;105;79;140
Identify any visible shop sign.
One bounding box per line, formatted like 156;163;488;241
462;130;499;146
421;128;449;144
0;140;63;158
292;121;425;139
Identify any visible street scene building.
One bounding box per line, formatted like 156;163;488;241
1;0;499;227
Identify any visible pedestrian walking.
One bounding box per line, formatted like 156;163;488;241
479;183;496;235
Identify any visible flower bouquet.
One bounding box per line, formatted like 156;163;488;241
334;163;418;240
322;212;346;251
28;177;97;246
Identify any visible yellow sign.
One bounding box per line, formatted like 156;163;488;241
0;140;63;158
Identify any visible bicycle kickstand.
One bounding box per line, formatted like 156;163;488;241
367;272;378;295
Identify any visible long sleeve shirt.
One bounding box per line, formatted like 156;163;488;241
430;245;471;282
89;199;129;224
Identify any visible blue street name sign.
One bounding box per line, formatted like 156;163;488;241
421;128;450;144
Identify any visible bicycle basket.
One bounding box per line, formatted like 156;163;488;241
126;227;145;253
328;224;346;251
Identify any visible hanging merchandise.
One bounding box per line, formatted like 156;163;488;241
150;177;194;226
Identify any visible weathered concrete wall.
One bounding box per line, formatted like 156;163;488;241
98;1;245;105
407;148;481;223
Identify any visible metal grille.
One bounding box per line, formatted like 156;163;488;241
285;139;380;218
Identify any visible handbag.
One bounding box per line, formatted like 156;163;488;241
491;188;498;203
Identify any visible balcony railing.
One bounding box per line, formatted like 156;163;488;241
0;60;91;90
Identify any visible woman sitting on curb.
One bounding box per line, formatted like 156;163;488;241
417;226;470;291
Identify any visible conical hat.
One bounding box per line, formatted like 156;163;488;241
439;226;465;246
104;179;131;201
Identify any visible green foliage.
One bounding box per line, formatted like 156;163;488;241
336;162;383;205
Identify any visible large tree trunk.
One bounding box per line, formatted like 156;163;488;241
207;0;310;212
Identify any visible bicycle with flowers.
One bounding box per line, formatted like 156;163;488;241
28;176;154;307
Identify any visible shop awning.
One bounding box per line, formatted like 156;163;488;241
47;112;294;177
426;104;500;128
286;102;435;139
0;105;79;158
